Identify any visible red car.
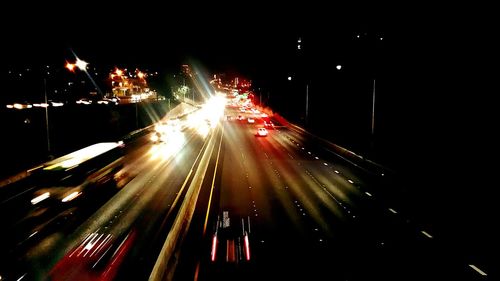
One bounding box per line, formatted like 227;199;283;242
49;228;136;281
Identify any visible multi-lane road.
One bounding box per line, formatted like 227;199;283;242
173;106;489;281
0;99;490;280
0;104;212;280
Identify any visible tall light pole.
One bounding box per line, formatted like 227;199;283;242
67;56;103;98
288;75;310;126
371;79;376;137
305;84;309;126
43;77;51;156
368;34;383;148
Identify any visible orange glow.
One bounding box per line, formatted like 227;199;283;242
65;62;76;72
115;68;123;76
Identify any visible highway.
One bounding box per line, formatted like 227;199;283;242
0;106;214;280
0;98;490;281
173;106;487;281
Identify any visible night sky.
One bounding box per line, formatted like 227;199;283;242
2;4;392;71
3;5;495;153
2;5;496;175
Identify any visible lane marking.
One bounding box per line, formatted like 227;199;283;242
203;125;225;236
468;264;487;276
388;208;398;214
163;131;211;229
365;192;372;197
421;230;433;239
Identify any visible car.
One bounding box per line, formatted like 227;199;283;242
49;228;137;281
256;127;268;136
247;117;255;124
237;115;244;121
264;121;275;129
151;131;166;143
210;211;251;264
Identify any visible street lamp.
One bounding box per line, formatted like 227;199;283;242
65;62;76;72
66;56;103;99
287;75;310;126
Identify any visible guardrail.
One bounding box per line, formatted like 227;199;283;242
149;124;220;281
0;103;200;189
287;122;394;177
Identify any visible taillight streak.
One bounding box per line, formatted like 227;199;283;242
244;234;250;261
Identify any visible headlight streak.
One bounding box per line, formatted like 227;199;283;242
61;191;82;202
31;192;50;205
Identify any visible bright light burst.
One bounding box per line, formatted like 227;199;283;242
149;130;186;161
75;58;88;70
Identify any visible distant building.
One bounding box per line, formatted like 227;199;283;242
110;68;156;102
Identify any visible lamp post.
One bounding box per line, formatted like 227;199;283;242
305;84;309;126
371;79;376;137
43;77;51;156
287;75;310;126
67;57;103;99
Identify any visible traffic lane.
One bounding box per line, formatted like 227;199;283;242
0;125;200;233
170;123;227;281
240;126;461;280
217;121;254;219
5;126;207;280
197;109;477;280
220;117;318;228
0;128;184;259
195;117;303;279
263;129;364;215
194;117;276;280
268;127;424;238
283;128;375;186
280;127;408;213
247;126;364;280
194;115;477;280
113;130;210;281
266;128;479;279
0;134;157;253
0;159;130;279
199;119;350;280
277;129;365;191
